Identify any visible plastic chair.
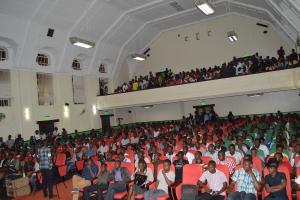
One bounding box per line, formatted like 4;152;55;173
171;164;203;200
201;156;212;165
54;153;66;167
263;165;292;200
75;159;84;172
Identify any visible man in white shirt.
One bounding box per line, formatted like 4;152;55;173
34;130;41;141
226;144;243;165
120;137;130;147
165;146;176;162
130;133;139;144
5;135;15;149
153;129;160;138
52;127;60;137
252;138;269;158
97;141;108;155
183;146;195;164
144;159;175;200
205;144;218;161
197;160;227;200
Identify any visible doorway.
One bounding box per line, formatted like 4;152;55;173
36;119;59;135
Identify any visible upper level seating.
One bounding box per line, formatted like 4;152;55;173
111;48;299;95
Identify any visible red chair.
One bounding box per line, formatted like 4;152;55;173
75;159;84;172
201;156;212;165
106;161;115;172
171;164;203;200
216;164;229;199
263;165;292;200
54;153;66;167
91;155;99;163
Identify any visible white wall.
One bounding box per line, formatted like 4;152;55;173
134;15;291;77
0;70;100;139
113;90;300;125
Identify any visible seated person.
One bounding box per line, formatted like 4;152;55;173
216;150;236;175
226;144;243;165
173;151;189;182
274;152;292;174
197;160;227;200
127;159;154;200
72;159;98;200
192;151;203;164
228;159;261;200
265;158;288;200
83;163;109;200
105;160;130;200
144;159;175;200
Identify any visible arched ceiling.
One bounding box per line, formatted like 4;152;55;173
0;0;299;79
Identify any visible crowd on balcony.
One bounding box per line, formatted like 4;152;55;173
114;47;299;94
0;109;300;200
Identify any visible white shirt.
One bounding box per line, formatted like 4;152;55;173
199;169;227;195
185;152;195;164
121;139;129;146
157;170;175;193
165;153;176;162
98;145;108;155
226;151;243;164
34;134;41;141
258;144;269;157
153;131;160;138
205;151;218;161
123;157;131;163
130;137;139;144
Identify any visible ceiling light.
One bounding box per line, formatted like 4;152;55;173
143;105;153;109
247;93;264;97
70;37;95;49
227;31;238;42
132;54;146;61
195;0;215;15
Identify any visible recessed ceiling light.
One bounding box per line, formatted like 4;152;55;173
247;93;264;97
70;37;95;49
195;0;215;15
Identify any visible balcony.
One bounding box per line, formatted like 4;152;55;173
97;67;300;110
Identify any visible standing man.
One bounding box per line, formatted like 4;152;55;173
37;140;54;198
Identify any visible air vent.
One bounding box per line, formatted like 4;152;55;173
169;1;185;12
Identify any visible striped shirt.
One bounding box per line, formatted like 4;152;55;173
231;168;261;195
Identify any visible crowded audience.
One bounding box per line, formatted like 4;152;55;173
114;47;300;94
0;110;299;200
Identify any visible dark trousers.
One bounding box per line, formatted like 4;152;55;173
104;183;126;200
84;184;108;200
41;169;54;198
228;192;256;200
197;193;225;200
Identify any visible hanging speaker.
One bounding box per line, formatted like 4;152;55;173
47;28;54;37
297;35;300;47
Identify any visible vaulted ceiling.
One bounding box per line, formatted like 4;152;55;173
0;0;299;79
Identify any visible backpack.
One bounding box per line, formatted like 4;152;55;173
181;184;198;200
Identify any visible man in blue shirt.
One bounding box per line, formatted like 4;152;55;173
105;160;130;200
72;159;98;200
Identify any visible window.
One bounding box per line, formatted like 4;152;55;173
36;53;50;66
99;64;106;73
72;59;81;70
37;73;54;105
0;70;11;106
72;76;85;104
0;47;8;61
0;98;11;107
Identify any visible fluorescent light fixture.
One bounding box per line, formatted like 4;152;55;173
92;105;97;115
24;108;30;120
132;54;146;61
70;37;95;49
64;105;70;118
195;0;215;15
247;93;264;97
227;31;238;42
143;105;153;109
